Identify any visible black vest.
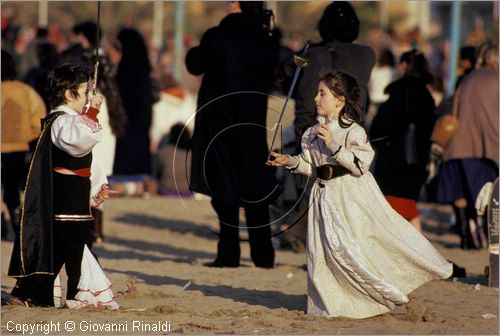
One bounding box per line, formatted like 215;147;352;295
52;144;92;216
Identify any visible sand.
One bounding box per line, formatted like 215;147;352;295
1;196;499;335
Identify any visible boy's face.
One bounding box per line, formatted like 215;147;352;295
65;82;90;113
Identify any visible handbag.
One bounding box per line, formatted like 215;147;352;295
431;86;461;149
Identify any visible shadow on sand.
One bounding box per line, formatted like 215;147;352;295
106;268;306;311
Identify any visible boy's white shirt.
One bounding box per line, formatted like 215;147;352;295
50;105;102;157
49;106;107;201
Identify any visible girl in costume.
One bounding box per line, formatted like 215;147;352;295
267;71;452;318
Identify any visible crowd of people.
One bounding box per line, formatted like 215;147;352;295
1;0;498;319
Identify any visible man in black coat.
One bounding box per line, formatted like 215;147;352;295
185;1;280;268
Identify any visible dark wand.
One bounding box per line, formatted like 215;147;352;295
267;41;311;161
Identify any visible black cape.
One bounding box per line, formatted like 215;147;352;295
8;112;64;277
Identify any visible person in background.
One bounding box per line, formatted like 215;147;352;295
23;42;59;113
435;43;499;249
185;1;280;268
112;28;154;190
370;49;436;232
59;21;99;65
155;123;192;196
294;1;376;141
18;27;51;79
366;47;396;128
150;73;196;155
455;45;477;89
1;49;46;240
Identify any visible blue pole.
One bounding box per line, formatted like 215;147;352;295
447;1;462;96
174;0;185;81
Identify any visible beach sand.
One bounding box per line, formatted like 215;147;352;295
2;197;498;335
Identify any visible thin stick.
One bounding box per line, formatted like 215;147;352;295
267;41;310;161
92;1;101;95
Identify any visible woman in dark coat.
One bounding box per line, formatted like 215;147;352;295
113;28;153;176
294;1;376;140
370;49;436;231
185;1;280;268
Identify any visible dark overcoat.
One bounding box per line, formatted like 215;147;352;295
113;58;153;175
185;13;280;207
293;41;376;140
370;76;436;199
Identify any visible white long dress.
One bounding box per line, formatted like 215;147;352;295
286;117;453;319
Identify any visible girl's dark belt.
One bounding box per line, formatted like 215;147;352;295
316;164;351;180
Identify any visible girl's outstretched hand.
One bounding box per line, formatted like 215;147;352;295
266;152;289;166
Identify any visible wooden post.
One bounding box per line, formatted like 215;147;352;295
38;0;48;28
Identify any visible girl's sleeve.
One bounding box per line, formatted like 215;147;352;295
285;129;313;176
51;114;102;157
327;125;374;176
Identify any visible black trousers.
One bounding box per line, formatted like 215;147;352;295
11;220;91;306
211;199;275;268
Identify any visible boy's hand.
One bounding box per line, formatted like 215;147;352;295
92;184;119;206
90;94;104;110
83;94;104;122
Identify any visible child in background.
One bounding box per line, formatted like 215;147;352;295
267;71;452;319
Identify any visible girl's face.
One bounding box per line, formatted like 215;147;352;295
65;82;90;113
314;81;345;121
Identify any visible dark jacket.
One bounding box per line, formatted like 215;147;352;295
370;76;436;199
185;13;280;207
113;58;153;175
293;41;376;142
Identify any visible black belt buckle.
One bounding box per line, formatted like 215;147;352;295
317;164;335;180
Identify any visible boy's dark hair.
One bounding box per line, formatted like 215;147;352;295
319;71;363;128
46;63;91;109
1;49;17;81
318;1;359;43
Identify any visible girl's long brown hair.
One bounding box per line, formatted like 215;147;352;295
319;71;363;128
